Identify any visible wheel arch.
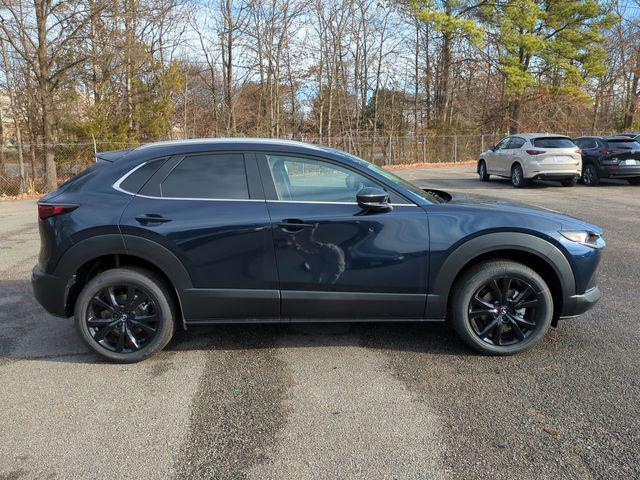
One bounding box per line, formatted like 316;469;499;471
426;232;575;322
55;234;191;324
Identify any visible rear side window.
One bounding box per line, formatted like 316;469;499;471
160;153;249;199
605;139;640;149
119;159;167;194
532;137;576;148
575;138;597;149
508;137;525;149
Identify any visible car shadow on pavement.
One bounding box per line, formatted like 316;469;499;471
0;280;472;364
419;176;633;191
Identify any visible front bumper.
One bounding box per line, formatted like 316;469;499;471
31;265;71;318
559;286;602;319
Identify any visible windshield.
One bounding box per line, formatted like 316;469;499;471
330;149;443;203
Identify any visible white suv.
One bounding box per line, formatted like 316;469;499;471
478;134;582;188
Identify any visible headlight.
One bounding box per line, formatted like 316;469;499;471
560;230;605;248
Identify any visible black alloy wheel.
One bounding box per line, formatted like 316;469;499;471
582;164;600;186
468;276;540;346
450;260;553;355
75;268;175;363
86;284;159;353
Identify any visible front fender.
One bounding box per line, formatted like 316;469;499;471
425;232;575;319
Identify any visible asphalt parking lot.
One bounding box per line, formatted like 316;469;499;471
1;165;638;479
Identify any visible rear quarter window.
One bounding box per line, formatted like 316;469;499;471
118;158;168;194
532;137;576;148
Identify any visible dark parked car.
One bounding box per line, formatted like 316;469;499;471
574;136;640;186
32;139;604;362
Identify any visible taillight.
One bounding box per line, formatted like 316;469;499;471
38;203;78;220
526;149;546;155
599;150;612;155
575;149;583;154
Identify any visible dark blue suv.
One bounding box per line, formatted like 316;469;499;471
32;139;604;362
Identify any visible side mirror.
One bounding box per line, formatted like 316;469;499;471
357;187;392;212
489;145;496;151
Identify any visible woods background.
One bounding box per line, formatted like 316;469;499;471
0;0;638;193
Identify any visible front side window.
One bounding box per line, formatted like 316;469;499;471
577;138;597;149
266;155;397;203
494;138;510;150
160;153;249;199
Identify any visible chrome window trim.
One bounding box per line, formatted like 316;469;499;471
112;160;259;202
135;193;263;202
267;200;415;207
113;161;415;206
112;161;150;195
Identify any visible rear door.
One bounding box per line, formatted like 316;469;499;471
119;151;279;322
504;137;525;171
257;153;430;320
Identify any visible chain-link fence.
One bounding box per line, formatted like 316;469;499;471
0;132;610;196
0;142;138;196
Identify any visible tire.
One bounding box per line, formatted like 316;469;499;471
628;177;640;185
478;160;490;181
75;267;176;363
450;260;553;355
511;164;527;188
561;177;578;187
582;164;600;186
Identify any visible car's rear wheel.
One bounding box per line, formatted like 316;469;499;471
582;164;600;186
450;260;553;355
561;177;578;187
511;164;527;188
75;268;175;363
478;160;490;181
628;177;640;185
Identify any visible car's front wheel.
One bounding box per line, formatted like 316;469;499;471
75;267;176;363
450;260;553;355
478;160;490;181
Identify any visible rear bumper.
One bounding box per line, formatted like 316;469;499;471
31;265;71;318
531;171;581;181
559;286;602;319
601;165;640;178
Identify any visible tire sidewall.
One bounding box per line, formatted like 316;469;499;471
75;268;175;363
451;261;553;355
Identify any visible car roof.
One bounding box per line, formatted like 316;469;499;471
576;135;639;141
510;133;570;139
136;137;330;153
99;138;343;165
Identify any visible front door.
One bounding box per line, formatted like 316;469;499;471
258;153;430;319
120;152;279;321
